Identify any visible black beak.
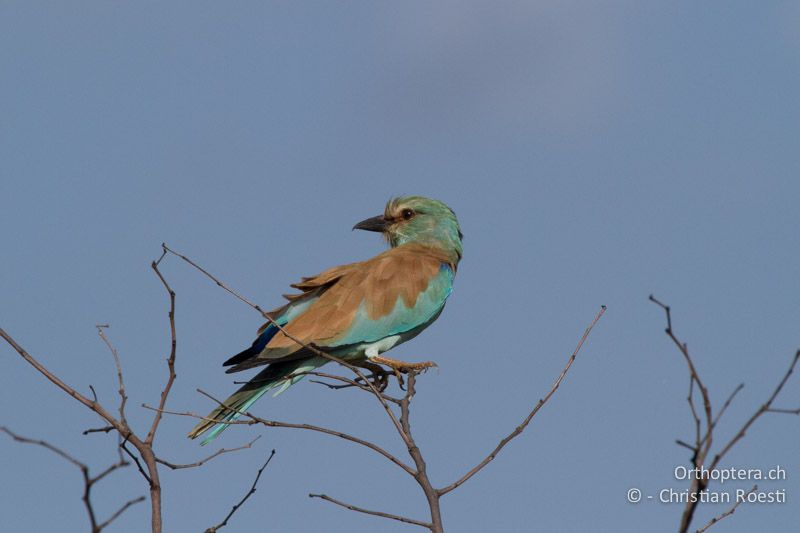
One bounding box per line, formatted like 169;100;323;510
353;214;390;233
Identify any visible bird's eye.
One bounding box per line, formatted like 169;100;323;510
401;209;414;220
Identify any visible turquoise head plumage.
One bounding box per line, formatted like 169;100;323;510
353;196;463;265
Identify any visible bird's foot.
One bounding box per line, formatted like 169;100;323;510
371;355;438;374
353;361;391;392
365;369;390;392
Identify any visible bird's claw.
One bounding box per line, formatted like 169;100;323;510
371;356;438;376
370;370;390;393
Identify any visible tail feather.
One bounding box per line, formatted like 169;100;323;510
188;356;326;445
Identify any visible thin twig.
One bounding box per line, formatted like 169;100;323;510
142;397;415;475
2;427;143;532
687;377;701;458
197;388;416;476
766;407;800;415
83;426;115;436
651;296;714;446
712;383;744;429
97;496;147;531
2;426;86;468
96;325;128;428
694;485;757;533
309;493;431;528
205;450;276;533
0;330;114;421
120;440;152;485
398;371;443;530
438;305;606;496
141;403;255;427
301;370;401;404
0;326;165;531
1;246;271;533
156;436;261;470
146;249;178;445
650;295;714;533
651;296;799;533
709;350;800;469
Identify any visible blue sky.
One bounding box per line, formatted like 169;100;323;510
2;2;799;532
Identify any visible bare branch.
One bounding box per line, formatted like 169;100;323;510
97;496;146;531
141;403;255;427
120;440;152;485
83;426;115;436
2;426;143;532
650;295;714;455
652;296;799;533
438;305;606;496
253;416;414;475
160;244;267;318
205;450;276;533
1;302;171;531
2;246;273;533
0;327;165;505
695;485;757;533
156;436;261;470
650;295;714;532
1;328;121;429
301;370;400;404
2;426;86;469
196;388;416;476
712;383;744;430
766;407;800;415
146;249;178;445
309;493;431;529
96;325;128;428
709;350;800;470
686;377;701;458
397;371;443;530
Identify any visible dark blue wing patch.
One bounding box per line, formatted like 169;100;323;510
223;323;281;367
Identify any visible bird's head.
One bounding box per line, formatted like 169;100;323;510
353;196;463;263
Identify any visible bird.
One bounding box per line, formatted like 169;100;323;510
188;196;463;444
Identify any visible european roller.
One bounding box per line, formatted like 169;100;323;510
189;196;463;443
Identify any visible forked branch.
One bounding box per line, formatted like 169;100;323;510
650;295;798;533
1;426;144;533
0;248;265;532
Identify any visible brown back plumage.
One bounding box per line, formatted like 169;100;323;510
246;243;454;363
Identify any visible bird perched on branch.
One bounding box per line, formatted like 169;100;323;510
189;196;463;443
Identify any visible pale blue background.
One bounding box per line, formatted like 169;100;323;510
2;2;799;532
